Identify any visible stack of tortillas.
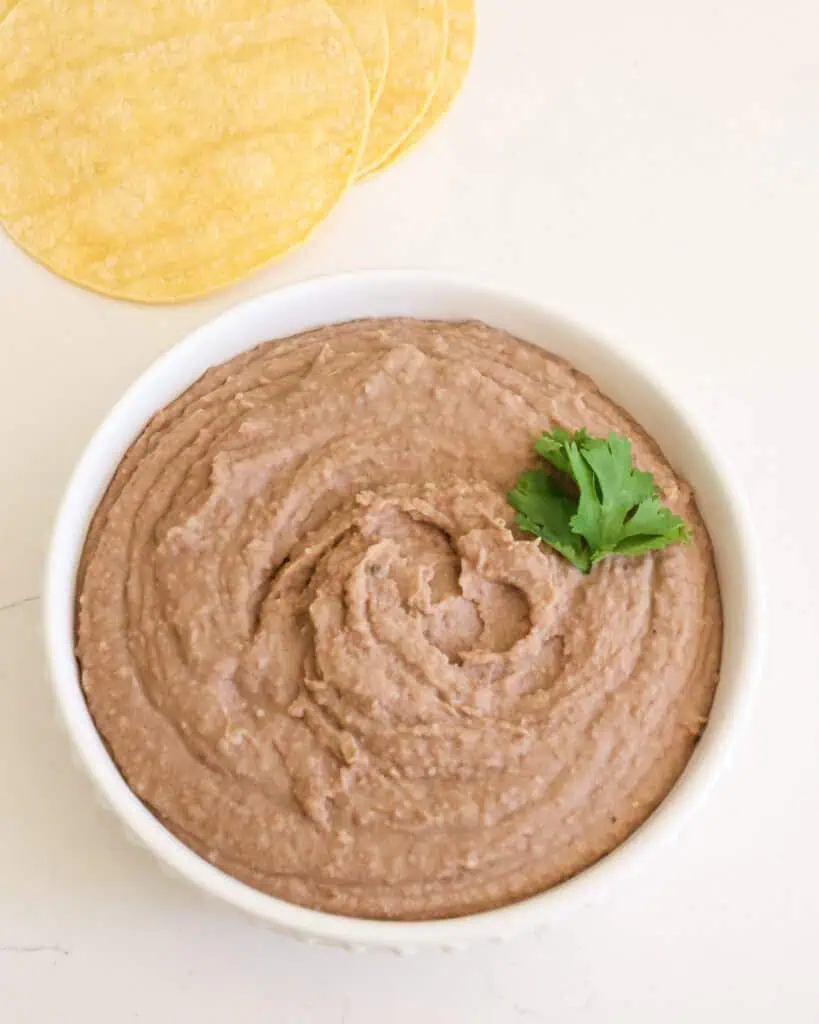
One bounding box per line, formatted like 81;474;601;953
0;0;474;303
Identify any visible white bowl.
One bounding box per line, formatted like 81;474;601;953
44;271;763;951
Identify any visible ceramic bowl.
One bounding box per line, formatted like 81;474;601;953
44;271;762;951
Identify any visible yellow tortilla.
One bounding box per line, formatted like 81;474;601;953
0;0;369;303
328;0;389;110
357;0;448;178
379;0;474;169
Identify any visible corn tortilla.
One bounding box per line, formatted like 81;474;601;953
328;0;389;110
0;0;369;303
357;0;448;178
379;0;474;170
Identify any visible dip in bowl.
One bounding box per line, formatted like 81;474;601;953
45;271;761;950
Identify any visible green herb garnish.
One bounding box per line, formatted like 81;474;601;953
508;428;691;573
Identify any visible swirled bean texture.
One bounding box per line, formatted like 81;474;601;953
77;319;722;920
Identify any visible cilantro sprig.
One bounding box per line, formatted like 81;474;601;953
509;428;691;573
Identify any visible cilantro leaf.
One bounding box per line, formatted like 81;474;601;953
534;428;574;473
509;428;691;572
534;427;603;474
508;470;591;572
609;496;691;558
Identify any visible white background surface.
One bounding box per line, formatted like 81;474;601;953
1;0;817;1019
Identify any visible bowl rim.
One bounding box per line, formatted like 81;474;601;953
44;269;764;949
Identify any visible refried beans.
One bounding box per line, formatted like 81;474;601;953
76;318;722;920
